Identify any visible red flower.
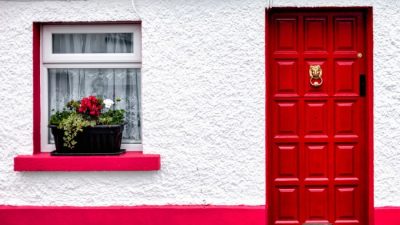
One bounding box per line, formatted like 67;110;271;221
78;96;102;117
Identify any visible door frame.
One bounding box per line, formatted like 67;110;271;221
265;7;374;225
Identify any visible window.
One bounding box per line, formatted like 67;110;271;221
40;24;142;151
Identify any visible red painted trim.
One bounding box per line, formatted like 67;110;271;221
375;207;400;225
40;21;141;25
0;205;265;225
264;8;270;225
266;6;374;11
32;22;41;154
366;7;375;225
14;152;160;171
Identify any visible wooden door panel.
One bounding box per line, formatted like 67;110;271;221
304;17;328;52
273;144;299;181
304;187;330;222
335;144;360;180
273;101;299;138
268;11;367;225
273;60;299;97
333;17;357;51
304;101;328;137
274;17;298;52
334;100;360;137
274;187;300;224
334;60;359;96
335;186;360;223
304;144;329;180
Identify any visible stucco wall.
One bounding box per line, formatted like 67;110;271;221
0;0;398;207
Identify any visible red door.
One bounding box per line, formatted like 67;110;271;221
267;10;370;225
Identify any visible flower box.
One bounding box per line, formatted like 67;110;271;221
50;124;125;156
49;95;127;156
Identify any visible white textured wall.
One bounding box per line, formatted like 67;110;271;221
0;0;398;207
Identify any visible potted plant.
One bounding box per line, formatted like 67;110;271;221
49;95;126;156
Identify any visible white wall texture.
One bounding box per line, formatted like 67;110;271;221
0;0;398;207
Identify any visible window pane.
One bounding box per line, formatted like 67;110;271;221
48;68;141;144
52;33;133;53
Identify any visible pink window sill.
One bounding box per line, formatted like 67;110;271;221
14;152;160;172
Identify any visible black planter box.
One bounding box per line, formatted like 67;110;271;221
49;124;126;156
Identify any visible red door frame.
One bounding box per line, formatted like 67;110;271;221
265;7;374;225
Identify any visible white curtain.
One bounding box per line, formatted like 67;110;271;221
48;68;141;144
52;33;133;53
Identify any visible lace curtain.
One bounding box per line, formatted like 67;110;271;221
52;33;133;53
48;68;141;144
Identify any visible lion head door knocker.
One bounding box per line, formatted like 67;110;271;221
309;65;323;88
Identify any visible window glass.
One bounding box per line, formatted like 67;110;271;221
52;33;134;54
48;68;141;144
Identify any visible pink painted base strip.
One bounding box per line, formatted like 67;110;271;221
375;207;400;225
1;205;399;225
0;205;265;225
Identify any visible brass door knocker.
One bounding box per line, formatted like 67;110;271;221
309;65;323;87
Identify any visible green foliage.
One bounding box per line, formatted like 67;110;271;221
66;100;80;111
97;97;104;106
49;110;72;125
99;109;126;125
57;112;96;149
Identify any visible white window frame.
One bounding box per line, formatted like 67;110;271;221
43;24;141;63
41;24;142;152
